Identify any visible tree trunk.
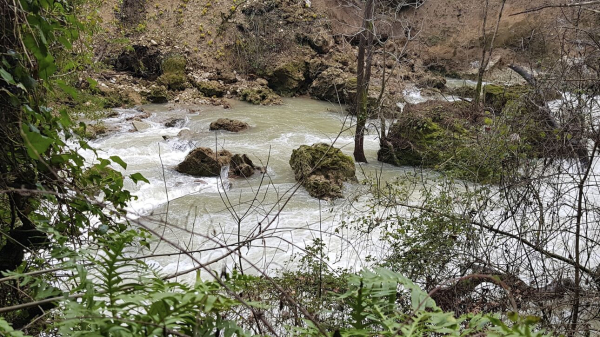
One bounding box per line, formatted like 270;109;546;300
474;0;506;106
354;0;375;163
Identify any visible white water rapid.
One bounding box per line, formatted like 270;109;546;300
83;98;417;283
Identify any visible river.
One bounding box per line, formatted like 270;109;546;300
84;97;421;282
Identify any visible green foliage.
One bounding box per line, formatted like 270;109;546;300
0;0;149;331
380;100;539;183
57;230;249;337
294;268;553;336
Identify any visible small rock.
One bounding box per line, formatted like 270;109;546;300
165;118;185;128
132;121;151;131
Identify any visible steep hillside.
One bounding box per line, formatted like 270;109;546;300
89;0;582;106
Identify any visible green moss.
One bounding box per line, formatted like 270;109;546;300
380;101;508;183
483;84;529;113
265;61;307;96
194;80;225;97
157;55;188;91
147;85;168;103
240;86;282;105
290;143;356;199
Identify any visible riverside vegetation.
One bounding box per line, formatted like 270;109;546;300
1;0;600;336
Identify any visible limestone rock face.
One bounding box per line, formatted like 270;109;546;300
299;30;334;54
176;147;232;177
209;118;250;132
289;143;356;200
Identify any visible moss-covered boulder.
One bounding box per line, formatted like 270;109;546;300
483;84;529;113
416;74;447;90
379;101;506;183
240;86;282;105
157;55;188;91
147;85;168;103
264;61;307;96
308;68;355;104
157;73;188;91
290;143;357;200
176;147;232;177
446;85;476;100
194;80;226;98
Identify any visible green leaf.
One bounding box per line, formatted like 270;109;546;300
22;124;54;159
110;156;127;169
56;80;78;99
130;173;149;184
0;68;16;85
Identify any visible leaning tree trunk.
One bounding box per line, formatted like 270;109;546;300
354;0;375;163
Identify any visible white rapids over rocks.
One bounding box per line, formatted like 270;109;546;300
81;98;422;282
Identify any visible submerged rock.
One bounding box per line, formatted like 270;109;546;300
289;143;356;200
165;118;184;128
132;120;151;131
176;147;232;177
209;118;249;132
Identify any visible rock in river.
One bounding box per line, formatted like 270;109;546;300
230;154;260;178
289;143;356;200
176;147;232;177
209;118;250;132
